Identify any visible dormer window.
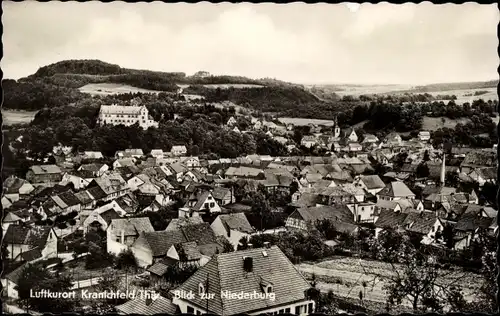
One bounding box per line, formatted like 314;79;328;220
198;282;205;295
266;285;273;293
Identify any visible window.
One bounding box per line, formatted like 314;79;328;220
295;306;301;315
196;311;201;315
267;285;273;293
361;207;364;211
308;303;313;313
199;283;205;295
285;308;290;313
279;310;284;314
115;238;120;242
187;306;194;314
204;203;209;209
210;202;215;208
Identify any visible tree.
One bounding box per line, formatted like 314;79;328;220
217;236;235;253
115;249;137;273
416;163;430;178
423;150;430;162
17;263;77;313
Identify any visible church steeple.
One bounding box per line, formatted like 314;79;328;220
333;115;340;138
440;153;446;187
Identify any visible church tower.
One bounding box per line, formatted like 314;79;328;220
333;116;340;138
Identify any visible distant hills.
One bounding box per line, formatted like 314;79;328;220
19;59;298;92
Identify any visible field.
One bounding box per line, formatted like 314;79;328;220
296;256;481;309
2;110;38;125
78;83;164;95
177;83;263;90
425;88;498;104
278;117;334;126
421;116;471;131
331;84;414;97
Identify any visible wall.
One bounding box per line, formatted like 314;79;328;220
211;217;247;250
130;235;154;268
8;244;31;260
41;229;58;258
107;229;129;256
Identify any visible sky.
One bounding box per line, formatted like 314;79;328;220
2;2;499;85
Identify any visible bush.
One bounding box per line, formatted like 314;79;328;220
68;219;77;226
57;222;68;229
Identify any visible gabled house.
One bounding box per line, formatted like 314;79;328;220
78;163;109;177
211;213;256;250
3;225;58;260
171;145;188;157
165;217;205;231
1;262;28;299
468;167;496;186
353;202;377;223
81;151;104;160
401;212;443;244
60;172;92;190
361;134;379;144
3;176;35;201
227;116;237;127
74;190;97;210
50;190;82;215
81;201;125;234
374;209;409;237
286;205;356;234
107;217;155;256
113;158;136;169
341;128;358;142
180;190;221;217
171;245;316;316
26;165;63;185
355;175;385;195
150;149;164;158
377;181;415;201
131;223;221;268
211;187;235;206
382;133;403;147
300;136;318;148
418;131;431;141
87;173;129;202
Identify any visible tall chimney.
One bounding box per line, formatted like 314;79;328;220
243;257;253;272
263;242;271;249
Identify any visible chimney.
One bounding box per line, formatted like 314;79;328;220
247;243;253;249
145;298;153;306
243;257;253;272
263;242;271;249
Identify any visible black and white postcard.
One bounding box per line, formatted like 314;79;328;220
1;2;498;315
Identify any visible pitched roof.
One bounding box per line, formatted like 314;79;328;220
79;163;104;172
403;212;438;235
3;225;52;247
211;187;231;201
217;213;255;234
174;246;312;315
115;296;178;315
3;177;31;194
75;190;95;204
147;259;176;276
15;247;43;262
141;230;187;257
360;175;385;190
86;186;107;200
455;212;496;232
110;218;154;236
55;191;81;207
165;217;205;231
3;262;28;284
461;151;496;167
100;209;121;225
29;165;62;175
375;209;409;228
295;205;354;224
377;181;415;198
177;241;203;261
180;223;218;245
